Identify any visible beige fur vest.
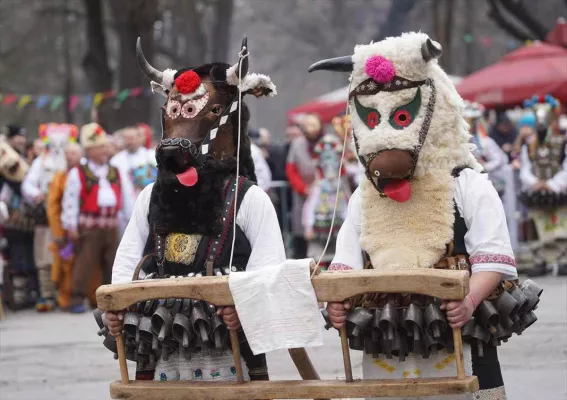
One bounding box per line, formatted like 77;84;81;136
359;173;455;270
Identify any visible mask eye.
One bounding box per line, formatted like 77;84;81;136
389;88;422;130
166;100;181;119
181;101;198;119
354;97;381;129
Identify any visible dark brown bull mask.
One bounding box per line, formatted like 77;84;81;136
137;37;276;187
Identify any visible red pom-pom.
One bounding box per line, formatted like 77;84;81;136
539;95;545;103
175;70;201;94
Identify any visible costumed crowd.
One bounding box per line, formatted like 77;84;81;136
0;31;565;400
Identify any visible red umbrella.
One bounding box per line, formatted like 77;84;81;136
457;42;567;109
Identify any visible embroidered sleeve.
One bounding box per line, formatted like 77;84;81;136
61;167;81;231
456;169;517;280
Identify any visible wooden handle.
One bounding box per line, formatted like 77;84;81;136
96;269;470;311
452;327;465;379
229;329;245;383
116;334;129;384
339;326;353;383
288;348;320;380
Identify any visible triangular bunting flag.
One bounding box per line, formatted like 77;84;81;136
50;96;64;111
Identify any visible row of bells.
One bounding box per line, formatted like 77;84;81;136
94;272;233;364
519;190;567;208
322;279;542;362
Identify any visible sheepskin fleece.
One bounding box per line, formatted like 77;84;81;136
226;63;277;97
359;172;455;270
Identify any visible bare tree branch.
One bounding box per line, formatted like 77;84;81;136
487;0;536;41
498;0;549;40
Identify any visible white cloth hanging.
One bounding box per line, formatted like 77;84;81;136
228;258;324;355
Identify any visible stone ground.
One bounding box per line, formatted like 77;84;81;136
0;275;565;400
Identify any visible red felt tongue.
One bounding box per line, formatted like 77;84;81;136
383;179;411;202
176;167;199;187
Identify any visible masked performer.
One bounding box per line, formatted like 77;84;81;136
519;95;567;276
104;37;285;382
302;133;350;268
464;101;518;250
0;126;36;309
61;123;135;313
312;33;540;400
21;123;78;311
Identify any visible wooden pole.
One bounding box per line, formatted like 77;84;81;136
229;329;245;383
116;334;129;384
452;327;465;379
339;326;353;383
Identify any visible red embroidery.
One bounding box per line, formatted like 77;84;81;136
469;254;516;267
328;263;353;271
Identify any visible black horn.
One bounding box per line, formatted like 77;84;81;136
308;56;354;73
237;36;249;79
421;38;442;63
136;37;163;84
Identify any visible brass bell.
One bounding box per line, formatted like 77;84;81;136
151;304;173;342
93;309;108;337
320;309;333;330
138;316;154;345
520;280;543;312
346;307;374;337
493;291;519;324
403;303;424;354
509;285;529;315
378;302;398;342
123;312;141;342
424;302;446;339
191;300;211;348
475;300;501;328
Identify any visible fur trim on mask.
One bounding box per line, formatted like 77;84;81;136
162;68;177;90
178;84;207;102
359;173;454;270
226;64;277;97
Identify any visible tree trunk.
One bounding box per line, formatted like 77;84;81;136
62;0;73;123
464;0;475;75
442;0;454;72
82;0;112;127
175;0;207;66
109;0;158;130
374;0;417;40
211;0;234;63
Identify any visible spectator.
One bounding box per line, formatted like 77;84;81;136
248;128;272;192
61;123;135;313
490;112;518;161
286;114;323;258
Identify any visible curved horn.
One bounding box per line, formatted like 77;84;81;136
308;56;353;73
136;37;163;84
421;38;442;63
237;36;249;79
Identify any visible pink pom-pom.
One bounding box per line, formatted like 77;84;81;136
364;55;396;83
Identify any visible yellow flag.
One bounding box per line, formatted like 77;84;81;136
17;95;32;109
93;92;104;107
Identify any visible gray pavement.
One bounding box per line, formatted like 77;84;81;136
0;275;565;400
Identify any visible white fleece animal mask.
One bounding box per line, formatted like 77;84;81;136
309;32;481;202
